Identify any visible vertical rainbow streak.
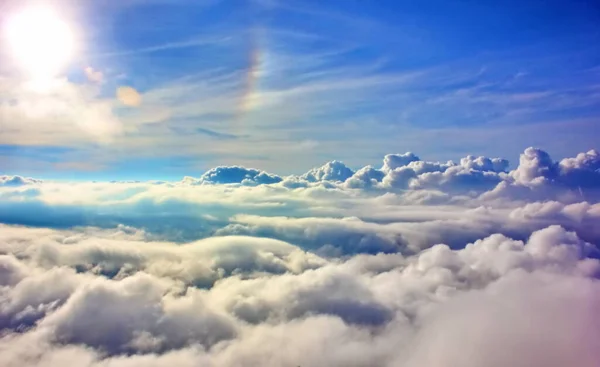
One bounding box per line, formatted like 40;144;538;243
240;47;263;114
236;28;264;121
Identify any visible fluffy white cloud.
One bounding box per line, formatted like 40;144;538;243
184;166;283;186
302;160;355;182
0;77;123;144
482;148;600;203
0;224;598;366
381;152;421;172
169;148;600;203
0;147;599;366
1;148;600;250
345;166;386;188
460;154;509;173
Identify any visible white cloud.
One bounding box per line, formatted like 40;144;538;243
1;148;599;250
302;160;355;182
0;148;599;365
0;77;123;144
0;224;598;366
381;152;421;172
187;166;282;186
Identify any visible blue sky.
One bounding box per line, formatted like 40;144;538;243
1;0;599;180
2;2;600;362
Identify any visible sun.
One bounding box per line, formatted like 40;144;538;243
4;6;75;81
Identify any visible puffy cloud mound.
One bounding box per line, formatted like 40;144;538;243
512;147;600;189
378;154;506;194
343;147;598;199
166;148;600;200
382;152;421;172
485;148;600;202
346;166;386;188
0;224;598;366
511;147;559;185
187;166;282;185
559;149;600;188
460;155;509;173
302;160;355;182
0;147;599;366
0;175;41;186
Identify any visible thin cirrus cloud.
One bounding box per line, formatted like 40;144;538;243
1;0;599;177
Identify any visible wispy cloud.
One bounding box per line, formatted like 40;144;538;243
95;36;232;58
195;127;244;140
1;0;598;176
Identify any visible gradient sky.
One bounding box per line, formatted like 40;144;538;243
2;3;600;364
1;0;599;180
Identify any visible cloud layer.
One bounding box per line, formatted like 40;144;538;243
0;147;599;366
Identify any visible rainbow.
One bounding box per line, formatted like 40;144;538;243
236;28;265;119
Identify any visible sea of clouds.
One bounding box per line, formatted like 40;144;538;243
1;147;599;366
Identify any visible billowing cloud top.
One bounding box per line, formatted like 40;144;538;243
302;160;355;183
172;147;599;202
0;147;599;367
185;166;283;186
0;175;42;186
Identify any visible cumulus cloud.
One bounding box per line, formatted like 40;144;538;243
483;148;600;203
345;166;386;188
188;166;282;186
381;152;421;172
0;224;598;366
460;154;509;173
302;160;355;182
1;148;600;248
0;147;599;366
0;175;41;186
173;147;599;201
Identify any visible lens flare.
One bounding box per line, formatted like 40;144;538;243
117;86;142;107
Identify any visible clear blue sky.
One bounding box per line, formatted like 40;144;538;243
1;0;599;180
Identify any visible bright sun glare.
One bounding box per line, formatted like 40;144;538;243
4;6;75;81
